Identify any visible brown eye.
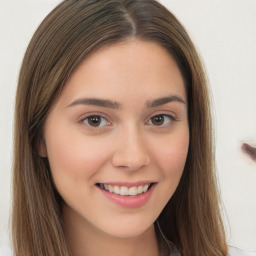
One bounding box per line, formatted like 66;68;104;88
151;115;165;126
148;114;174;126
83;115;109;127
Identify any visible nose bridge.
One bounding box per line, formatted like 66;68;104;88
112;124;150;170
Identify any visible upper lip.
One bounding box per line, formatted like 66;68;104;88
96;181;156;188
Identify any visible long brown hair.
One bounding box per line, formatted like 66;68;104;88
12;0;228;255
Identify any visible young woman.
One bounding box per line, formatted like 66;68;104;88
12;0;251;255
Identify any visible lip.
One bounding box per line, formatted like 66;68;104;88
96;183;156;209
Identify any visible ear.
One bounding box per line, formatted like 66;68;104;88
37;138;48;158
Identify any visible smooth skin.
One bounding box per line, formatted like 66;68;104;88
39;39;190;256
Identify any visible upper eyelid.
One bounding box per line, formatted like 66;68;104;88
79;112;112;122
145;111;177;122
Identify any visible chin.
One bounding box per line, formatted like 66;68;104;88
98;216;156;239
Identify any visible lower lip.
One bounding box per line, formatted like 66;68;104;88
97;184;156;209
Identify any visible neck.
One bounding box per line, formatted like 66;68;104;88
63;205;160;256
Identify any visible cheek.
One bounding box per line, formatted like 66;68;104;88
147;129;189;211
154;129;189;179
44;123;110;186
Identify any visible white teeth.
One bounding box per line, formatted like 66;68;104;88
108;185;114;193
113;186;120;194
128;186;138;196
99;183;152;196
143;184;149;193
120;186;129;196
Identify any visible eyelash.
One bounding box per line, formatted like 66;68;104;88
146;114;177;126
81;113;177;131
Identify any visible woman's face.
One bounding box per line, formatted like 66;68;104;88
40;40;189;238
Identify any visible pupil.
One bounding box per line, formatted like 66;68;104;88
88;116;101;126
152;115;164;125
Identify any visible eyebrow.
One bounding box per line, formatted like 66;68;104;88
68;95;186;109
68;98;121;109
146;95;186;107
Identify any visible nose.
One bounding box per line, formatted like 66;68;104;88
111;127;150;171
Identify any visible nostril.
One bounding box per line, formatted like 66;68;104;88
242;143;256;161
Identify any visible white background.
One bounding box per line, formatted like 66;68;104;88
0;0;255;253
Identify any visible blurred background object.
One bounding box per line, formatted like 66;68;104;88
242;143;256;161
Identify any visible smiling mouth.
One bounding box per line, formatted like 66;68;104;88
96;183;154;196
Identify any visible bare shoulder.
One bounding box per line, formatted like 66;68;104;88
229;246;256;256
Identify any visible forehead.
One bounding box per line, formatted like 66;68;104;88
58;39;186;106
